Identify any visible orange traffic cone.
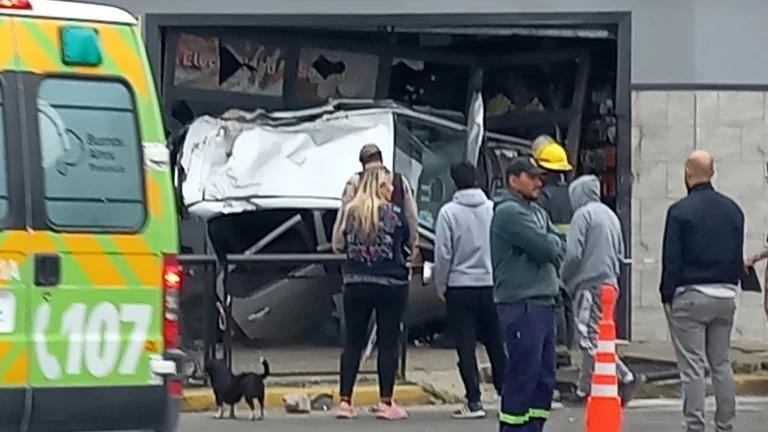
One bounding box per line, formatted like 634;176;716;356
585;283;622;432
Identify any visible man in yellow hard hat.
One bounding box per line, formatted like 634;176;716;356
532;135;574;229
532;135;574;173
531;135;577;368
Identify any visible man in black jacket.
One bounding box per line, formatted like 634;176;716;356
660;150;744;432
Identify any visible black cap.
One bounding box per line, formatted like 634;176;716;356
506;156;546;177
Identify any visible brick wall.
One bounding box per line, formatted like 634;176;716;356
631;90;768;342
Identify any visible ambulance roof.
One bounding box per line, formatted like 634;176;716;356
0;0;137;25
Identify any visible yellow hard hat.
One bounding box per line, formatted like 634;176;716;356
533;138;573;172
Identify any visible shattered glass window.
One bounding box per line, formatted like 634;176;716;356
393;113;467;231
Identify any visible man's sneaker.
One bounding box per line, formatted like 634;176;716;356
452;403;486;419
335;401;357;419
560;391;587;408
376;402;408;420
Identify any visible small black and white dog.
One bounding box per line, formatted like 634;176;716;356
204;357;270;421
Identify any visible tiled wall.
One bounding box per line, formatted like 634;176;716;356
631;90;768;342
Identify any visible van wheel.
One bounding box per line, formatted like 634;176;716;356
155;411;180;432
157;396;181;432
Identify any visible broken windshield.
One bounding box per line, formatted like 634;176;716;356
393;113;467;231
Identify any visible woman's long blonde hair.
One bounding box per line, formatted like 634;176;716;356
345;167;392;241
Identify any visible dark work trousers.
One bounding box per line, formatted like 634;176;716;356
497;302;557;432
446;287;507;405
339;283;408;400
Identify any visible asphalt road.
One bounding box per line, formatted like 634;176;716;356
179;398;768;432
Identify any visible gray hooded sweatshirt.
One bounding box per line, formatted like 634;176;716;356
562;175;625;293
433;188;494;295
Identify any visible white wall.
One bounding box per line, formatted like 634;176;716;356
632;90;768;342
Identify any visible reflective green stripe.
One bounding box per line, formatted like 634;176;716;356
499;408;551;425
499;411;529;425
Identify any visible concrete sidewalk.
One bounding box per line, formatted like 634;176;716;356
181;340;768;412
222;340;767;376
620;340;768;372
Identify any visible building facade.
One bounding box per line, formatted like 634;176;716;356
87;0;768;342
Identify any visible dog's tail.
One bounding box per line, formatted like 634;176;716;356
259;356;270;379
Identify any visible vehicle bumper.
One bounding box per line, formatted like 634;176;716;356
0;383;180;432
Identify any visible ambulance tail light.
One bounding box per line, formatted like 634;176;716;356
162;254;183;350
167;377;183;398
0;0;32;10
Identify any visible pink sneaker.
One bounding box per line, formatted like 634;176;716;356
376;402;408;420
335;401;357;419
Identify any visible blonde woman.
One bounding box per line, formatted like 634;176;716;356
332;167;410;421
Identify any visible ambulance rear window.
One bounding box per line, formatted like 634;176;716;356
0;86;8;220
37;77;145;231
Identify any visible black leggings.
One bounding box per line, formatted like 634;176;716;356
339;283;408;400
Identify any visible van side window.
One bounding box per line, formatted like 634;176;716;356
0;85;8;221
37;77;145;231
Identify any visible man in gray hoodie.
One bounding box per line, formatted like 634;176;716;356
434;162;506;420
562;175;638;405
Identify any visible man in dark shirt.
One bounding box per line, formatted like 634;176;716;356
660;150;744;432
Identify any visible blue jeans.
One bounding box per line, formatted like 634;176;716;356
497;302;556;432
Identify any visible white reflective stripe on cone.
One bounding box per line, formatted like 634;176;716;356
594;362;617;375
597;340;615;352
591;384;619;397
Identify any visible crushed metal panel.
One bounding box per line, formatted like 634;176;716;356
178;108;395;220
230;264;336;341
177;100;530;221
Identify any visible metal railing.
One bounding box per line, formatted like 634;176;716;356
178;253;410;380
176;255;220;368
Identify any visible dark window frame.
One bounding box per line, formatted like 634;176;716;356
27;73;148;234
0;77;11;227
0;73;25;230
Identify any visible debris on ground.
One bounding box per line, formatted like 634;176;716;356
283;393;311;414
311;393;334;412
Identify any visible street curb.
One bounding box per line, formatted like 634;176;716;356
418;382;463;404
479;361;768;399
620;352;767;374
181;384;432;412
618;373;768;399
735;374;768;395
